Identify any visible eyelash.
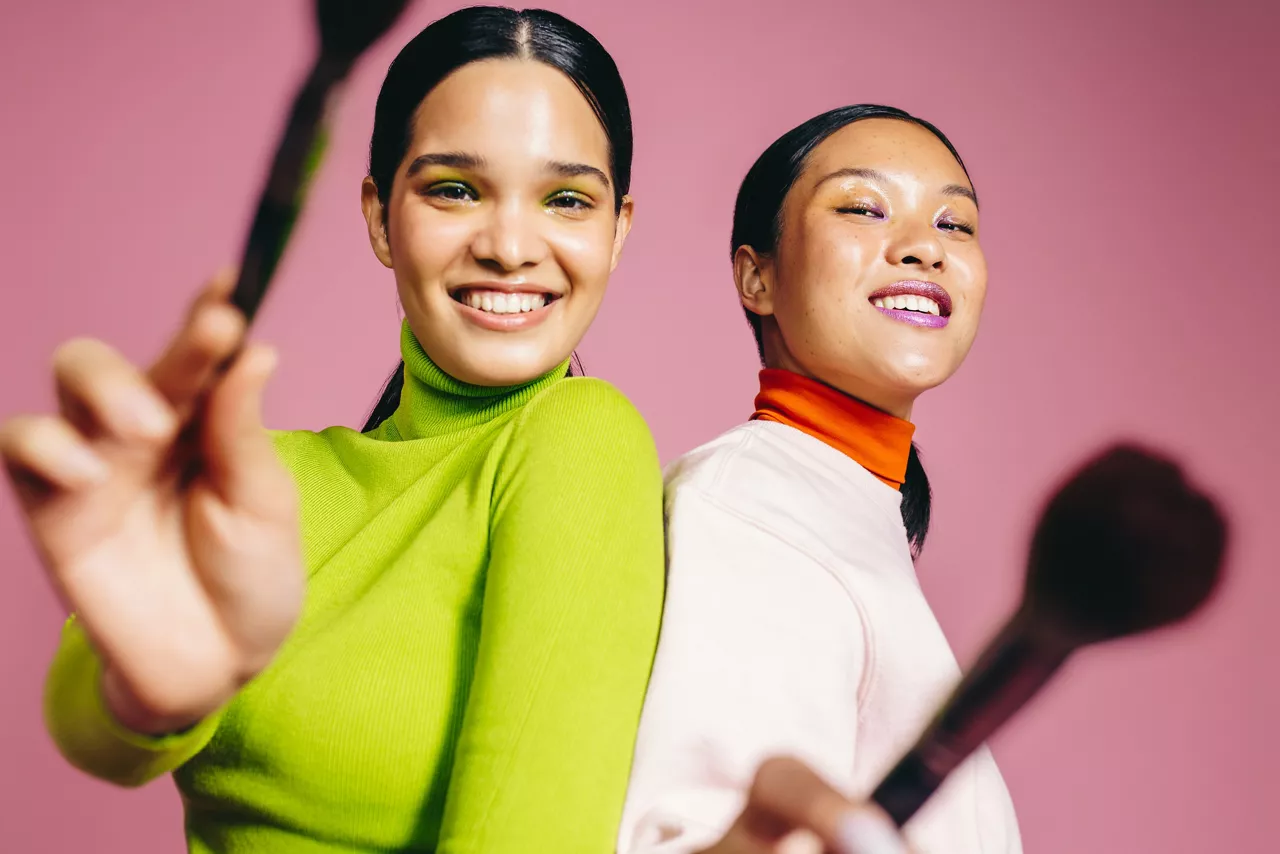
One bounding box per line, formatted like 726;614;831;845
423;181;476;202
837;205;884;218
547;191;594;211
422;183;593;212
838;205;975;236
937;218;975;235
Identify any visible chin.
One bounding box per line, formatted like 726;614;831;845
451;346;567;388
878;353;958;395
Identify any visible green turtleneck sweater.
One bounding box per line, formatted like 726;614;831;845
43;323;666;852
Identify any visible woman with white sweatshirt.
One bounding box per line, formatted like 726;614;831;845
619;105;1023;854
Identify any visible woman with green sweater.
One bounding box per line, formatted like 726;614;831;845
1;8;663;852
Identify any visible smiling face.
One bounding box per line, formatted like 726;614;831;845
361;58;632;387
736;118;986;419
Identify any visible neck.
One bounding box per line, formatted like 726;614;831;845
764;344;915;421
751;367;916;490
379;321;571;441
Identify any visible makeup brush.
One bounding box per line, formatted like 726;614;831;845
870;443;1229;827
230;0;412;323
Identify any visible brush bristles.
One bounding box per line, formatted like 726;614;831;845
316;0;413;65
1024;443;1228;645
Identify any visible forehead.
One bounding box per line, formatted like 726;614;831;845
408;58;610;167
801;118;970;192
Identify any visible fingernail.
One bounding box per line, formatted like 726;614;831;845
129;394;174;437
837;811;908;854
66;447;109;484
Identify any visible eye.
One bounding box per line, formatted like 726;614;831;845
937;216;975;235
546;191;594;212
836;205;885;219
423;181;477;202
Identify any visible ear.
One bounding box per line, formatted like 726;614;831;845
734;244;775;317
608;195;635;272
361;176;393;268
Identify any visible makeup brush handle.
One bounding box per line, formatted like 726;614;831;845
230;54;352;323
871;618;1071;827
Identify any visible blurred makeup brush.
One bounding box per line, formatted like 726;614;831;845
230;0;412;323
871;443;1229;827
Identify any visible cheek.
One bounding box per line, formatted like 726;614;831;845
777;223;873;328
551;220;616;293
951;249;989;319
388;202;473;279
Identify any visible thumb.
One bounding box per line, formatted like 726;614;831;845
201;343;286;510
733;757;909;854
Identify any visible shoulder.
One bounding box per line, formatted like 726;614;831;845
518;376;650;435
510;377;657;463
268;425;362;473
666;421;905;575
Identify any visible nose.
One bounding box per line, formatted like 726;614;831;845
885;220;945;273
470;199;549;272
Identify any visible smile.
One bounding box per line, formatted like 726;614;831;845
452;287;559;315
449;285;562;331
868;280;952;329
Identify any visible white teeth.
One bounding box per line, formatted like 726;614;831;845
872;294;944;315
460;290;552;314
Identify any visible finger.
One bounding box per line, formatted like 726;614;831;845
743;758;853;841
194;266;238;309
149;276;246;416
200;343;290;510
833;809;909;854
738;758;907;854
181;267;239;328
0;414;109;492
52;339;177;444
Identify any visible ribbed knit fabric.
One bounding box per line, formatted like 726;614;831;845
44;321;666;853
750;368;916;490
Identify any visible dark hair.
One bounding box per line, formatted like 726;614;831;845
361;7;632;433
731;104;973;558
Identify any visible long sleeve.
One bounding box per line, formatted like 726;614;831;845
43;616;222;787
436;379;666;852
617;483;870;854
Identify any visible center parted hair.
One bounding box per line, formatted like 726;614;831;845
361;7;634;432
730;105;975;558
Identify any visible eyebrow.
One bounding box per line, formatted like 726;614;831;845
942;183;980;208
814;166;979;208
405;152;611;188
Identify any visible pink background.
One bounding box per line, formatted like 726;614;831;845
1;0;1276;850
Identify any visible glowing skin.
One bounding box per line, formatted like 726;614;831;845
735;118;985;420
361;59;633;387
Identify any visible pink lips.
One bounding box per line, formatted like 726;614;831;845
868;280;952;329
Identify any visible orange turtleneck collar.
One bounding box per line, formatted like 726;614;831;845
750;369;916;490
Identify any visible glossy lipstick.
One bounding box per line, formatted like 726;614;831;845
868;280;952;329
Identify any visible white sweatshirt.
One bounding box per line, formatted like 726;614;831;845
618;420;1023;854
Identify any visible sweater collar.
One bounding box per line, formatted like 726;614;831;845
383;321;570;441
751;368;915;490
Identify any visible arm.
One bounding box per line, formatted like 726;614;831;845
436;379;666;853
618;485;869;854
43;617;223;787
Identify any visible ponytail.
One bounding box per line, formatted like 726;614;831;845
361;360;405;433
901;441;932;559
